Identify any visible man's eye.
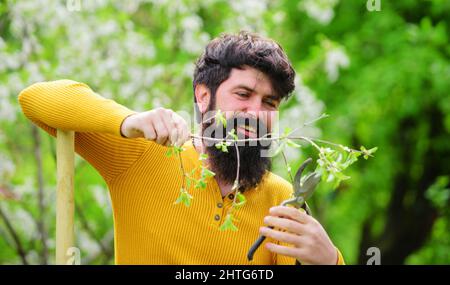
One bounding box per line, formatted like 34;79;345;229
236;93;249;98
264;100;276;108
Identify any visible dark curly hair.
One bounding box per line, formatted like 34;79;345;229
193;31;296;122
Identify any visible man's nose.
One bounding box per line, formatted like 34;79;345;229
243;97;263;113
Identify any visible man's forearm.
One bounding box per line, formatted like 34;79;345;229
19;79;136;137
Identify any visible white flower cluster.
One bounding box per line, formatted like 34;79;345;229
0;153;15;179
1;204;38;240
0;86;16;122
180;15;210;55
324;47;350;82
299;0;339;25
78;231;101;259
278;76;325;160
226;0;269;32
11;177;34;198
90;185;112;215
287;77;324;137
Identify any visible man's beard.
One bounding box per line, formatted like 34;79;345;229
201;113;272;193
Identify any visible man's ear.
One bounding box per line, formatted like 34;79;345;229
194;84;211;113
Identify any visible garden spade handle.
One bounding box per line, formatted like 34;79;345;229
56;130;75;265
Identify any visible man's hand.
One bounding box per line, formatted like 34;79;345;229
260;206;338;265
121;107;190;147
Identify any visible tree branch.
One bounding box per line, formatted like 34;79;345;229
31;125;48;265
0;205;29;265
75;202;113;260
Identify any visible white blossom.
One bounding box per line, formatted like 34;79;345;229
13;208;36;236
78;231;100;258
180;15;210;55
0;153;15;178
0;97;16;122
324;48;350;82
230;0;268;20
299;0;339;25
280;76;325;139
182;15;202;31
272;11;286;24
91;185;112;215
225;0;269;32
25;250;40;264
12;177;34;197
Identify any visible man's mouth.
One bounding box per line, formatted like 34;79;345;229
236;124;257;138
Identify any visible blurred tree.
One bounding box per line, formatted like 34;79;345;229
0;0;448;264
278;0;450;264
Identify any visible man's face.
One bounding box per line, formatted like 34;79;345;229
196;66;280;192
213;66;279;138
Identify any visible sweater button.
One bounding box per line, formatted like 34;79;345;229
214;214;220;221
217;203;223;208
228;194;234;200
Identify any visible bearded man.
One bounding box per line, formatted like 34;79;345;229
19;31;344;265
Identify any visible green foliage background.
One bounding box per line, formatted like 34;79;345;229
0;0;449;264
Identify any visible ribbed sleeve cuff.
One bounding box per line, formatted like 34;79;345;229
336;247;345;265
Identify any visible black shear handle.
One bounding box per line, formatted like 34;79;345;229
247;229;271;261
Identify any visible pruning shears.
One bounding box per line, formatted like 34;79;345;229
247;158;321;261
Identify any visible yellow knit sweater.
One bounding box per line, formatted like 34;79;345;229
18;80;344;265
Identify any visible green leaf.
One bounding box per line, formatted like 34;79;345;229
215;109;227;128
343;151;361;167
186;177;191;189
286;139;301;148
272;141;286;157
234;192;247;209
215;141;229;153
174;189;193;207
183;194;192;207
199;153;209;161
361;146;378;159
339;145;351;152
326;173;335;183
228;129;238;140
425;176;450;210
333;171;351;181
166;146;184;157
282;127;292;136
201;167;215;178
173;145;185;155
194;179;207;189
286;162;292;173
219;214;238;231
331;178;341;190
368;147;378;154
